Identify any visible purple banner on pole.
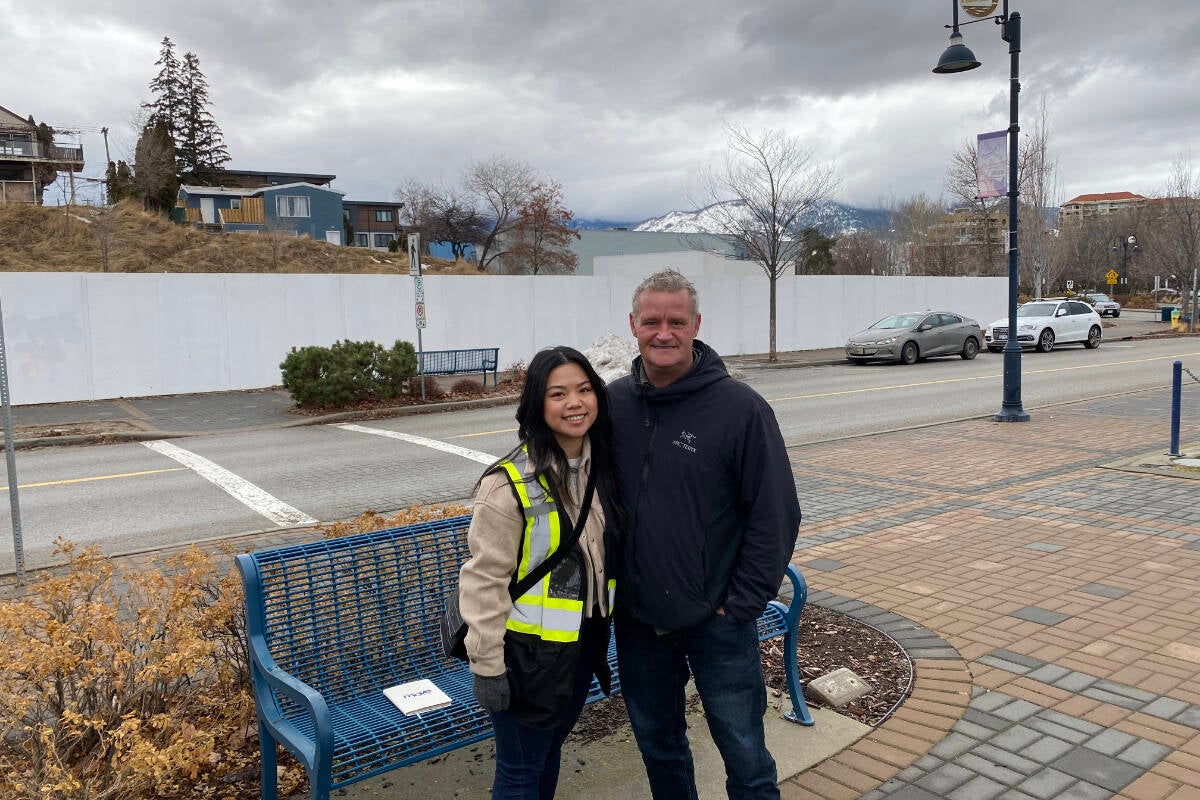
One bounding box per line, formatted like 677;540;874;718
976;130;1007;199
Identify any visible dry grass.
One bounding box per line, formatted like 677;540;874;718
0;202;475;275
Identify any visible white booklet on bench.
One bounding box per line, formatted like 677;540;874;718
383;679;453;715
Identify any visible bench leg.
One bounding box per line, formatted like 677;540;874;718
259;719;279;800
782;625;815;726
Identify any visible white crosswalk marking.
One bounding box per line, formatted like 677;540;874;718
336;423;498;465
141;440;318;527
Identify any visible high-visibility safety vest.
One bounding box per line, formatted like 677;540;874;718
499;447;612;643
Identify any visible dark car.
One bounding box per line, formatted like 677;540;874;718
845;311;983;365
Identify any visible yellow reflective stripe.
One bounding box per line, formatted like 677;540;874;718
543;596;584;611
504;619;581;642
500;455;537;580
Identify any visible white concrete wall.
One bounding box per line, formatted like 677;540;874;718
0;272;1007;405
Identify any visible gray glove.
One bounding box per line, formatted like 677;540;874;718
472;673;510;713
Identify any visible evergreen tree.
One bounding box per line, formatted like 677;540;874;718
106;160;135;203
142;36;230;185
134;118;178;213
177;50;230;183
25;115;58;205
796;227;838;275
144;36;183;139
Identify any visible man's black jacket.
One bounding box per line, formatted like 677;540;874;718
609;340;801;630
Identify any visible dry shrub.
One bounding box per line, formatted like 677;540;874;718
502;360;527;390
0;539;268;800
451;377;484;396
318;503;470;539
406;376;446;400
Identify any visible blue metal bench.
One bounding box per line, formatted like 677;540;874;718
418;348;499;386
236;516;811;800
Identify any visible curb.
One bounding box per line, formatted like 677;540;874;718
6;392;522;450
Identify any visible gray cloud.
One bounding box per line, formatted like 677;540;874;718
4;1;1199;221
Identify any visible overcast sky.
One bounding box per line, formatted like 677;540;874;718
5;1;1199;222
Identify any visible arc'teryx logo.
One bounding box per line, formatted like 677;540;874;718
673;430;698;453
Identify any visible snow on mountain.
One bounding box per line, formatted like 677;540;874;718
633;200;888;237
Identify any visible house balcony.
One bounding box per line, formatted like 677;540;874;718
0;140;84;169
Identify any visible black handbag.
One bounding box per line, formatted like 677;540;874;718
440;469;596;661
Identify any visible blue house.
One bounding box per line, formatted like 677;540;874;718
175;182;346;244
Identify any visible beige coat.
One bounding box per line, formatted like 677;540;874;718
458;438;608;677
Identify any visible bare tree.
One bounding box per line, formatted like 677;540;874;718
395;178;434;232
422;186;488;260
694;123;839;361
945;140;1005;276
1017;100;1060;297
833;230;890;275
92;204;119;272
1152;153;1200;329
464;156;536;273
887;193;950;275
503;182;581;275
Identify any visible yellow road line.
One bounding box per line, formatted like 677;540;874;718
767;349;1200;403
0;467;187;491
450;427;518;439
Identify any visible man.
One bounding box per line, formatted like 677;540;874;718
609;269;801;800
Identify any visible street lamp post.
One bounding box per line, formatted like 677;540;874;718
1110;234;1139;295
934;0;1029;422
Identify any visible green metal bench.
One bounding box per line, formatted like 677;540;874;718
236;516;811;800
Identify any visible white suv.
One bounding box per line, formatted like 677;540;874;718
985;299;1103;353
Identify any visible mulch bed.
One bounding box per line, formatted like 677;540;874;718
570;603;912;745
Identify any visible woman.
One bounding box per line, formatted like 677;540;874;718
458;346;623;800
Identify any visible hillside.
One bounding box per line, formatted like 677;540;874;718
0;202;470;274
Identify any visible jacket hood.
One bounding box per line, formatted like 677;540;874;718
630;339;729;401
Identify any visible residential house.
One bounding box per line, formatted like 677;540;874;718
343;200;404;250
213;169;335;189
0;103;85;204
175;182;346;243
1058;192;1147;226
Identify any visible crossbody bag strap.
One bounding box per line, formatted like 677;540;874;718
508;466;597;599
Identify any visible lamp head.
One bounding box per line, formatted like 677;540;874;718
933;31;981;73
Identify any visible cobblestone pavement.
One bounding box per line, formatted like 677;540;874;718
781;388;1200;800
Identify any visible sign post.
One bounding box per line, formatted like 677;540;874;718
1106;269;1119;287
407;234;427;400
0;298;25;584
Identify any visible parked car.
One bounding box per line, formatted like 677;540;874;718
1083;292;1121;317
845;311;983;365
985;299;1102;353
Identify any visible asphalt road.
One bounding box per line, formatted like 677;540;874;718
1;321;1197;570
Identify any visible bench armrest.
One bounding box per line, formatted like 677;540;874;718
237;554;334;777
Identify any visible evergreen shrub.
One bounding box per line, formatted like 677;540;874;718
280;339;418;408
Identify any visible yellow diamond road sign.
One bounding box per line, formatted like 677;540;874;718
1106;269;1119;284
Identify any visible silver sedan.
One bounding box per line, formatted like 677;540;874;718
845;311;984;365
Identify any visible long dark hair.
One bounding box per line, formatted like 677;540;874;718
485;346;626;531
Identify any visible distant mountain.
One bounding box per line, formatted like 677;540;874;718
570;217;638;231
633;200;889;237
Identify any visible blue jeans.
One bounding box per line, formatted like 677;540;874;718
615;610;778;800
488;624;601;800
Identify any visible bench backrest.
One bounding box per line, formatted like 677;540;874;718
418;348;498;374
239;516;472;704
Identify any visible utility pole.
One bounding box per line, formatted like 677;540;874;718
101;126;111;205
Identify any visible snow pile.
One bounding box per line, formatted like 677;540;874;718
583;331;745;384
585;331;638;385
